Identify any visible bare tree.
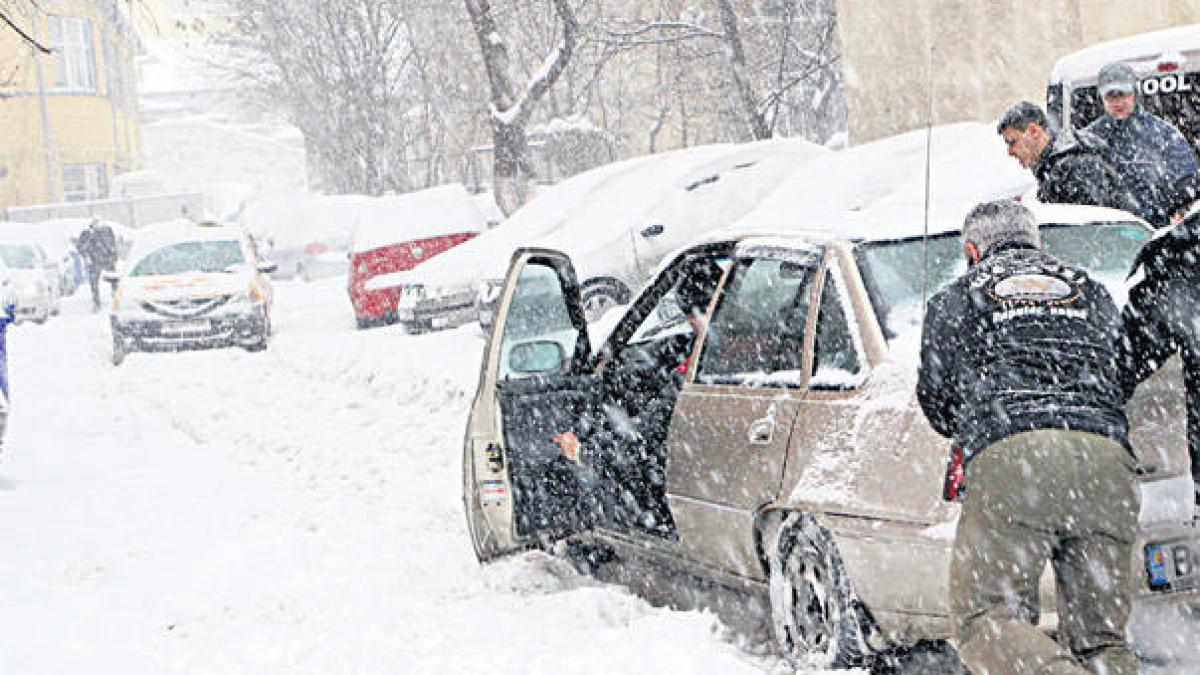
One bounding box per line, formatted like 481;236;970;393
463;0;579;215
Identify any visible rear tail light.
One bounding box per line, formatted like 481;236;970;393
1158;61;1181;73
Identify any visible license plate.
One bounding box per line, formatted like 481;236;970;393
1146;540;1200;592
161;320;210;334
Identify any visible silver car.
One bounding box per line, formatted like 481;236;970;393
463;207;1200;668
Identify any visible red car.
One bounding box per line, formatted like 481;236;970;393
348;185;490;329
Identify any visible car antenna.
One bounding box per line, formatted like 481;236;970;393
921;43;934;314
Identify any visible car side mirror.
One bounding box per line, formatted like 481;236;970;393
257;261;279;274
640;223;665;238
508;340;566;374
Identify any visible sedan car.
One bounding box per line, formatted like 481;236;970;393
0;242;58;323
463;204;1200;669
107;225;276;365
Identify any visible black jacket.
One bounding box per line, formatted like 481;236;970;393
1033;132;1139;215
1086;108;1200;227
1120;212;1200;480
918;245;1131;461
77;224;117;271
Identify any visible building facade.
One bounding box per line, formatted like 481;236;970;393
835;0;1200;143
0;0;142;211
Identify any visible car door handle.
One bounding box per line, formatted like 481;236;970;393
748;418;775;445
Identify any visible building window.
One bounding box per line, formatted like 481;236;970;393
62;164;108;202
49;16;97;91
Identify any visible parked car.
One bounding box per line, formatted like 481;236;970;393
1048;24;1200;148
255;194;364;282
387;140;827;333
463;203;1199;669
106;223;276;365
0;223;78;297
350;184;488;330
0;242;58;323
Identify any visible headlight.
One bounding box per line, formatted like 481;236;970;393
20;281;44;295
404;285;426;300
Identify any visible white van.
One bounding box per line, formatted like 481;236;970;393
1048;25;1200;149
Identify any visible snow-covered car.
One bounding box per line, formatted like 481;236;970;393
351;184;488;330
251;194;365;282
0;242;58;323
107;224;277;366
1048;24;1200;148
463;204;1200;669
385;139;826;333
0;223;78;297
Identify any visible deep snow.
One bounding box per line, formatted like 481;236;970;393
0;281;804;675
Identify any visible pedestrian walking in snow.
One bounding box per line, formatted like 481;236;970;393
917;200;1141;675
1121;187;1200;507
1086;62;1199;227
76;218;118;312
997;100;1136;213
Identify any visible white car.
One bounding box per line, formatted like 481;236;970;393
381;139;828;330
107;224;277;366
0;242;58;323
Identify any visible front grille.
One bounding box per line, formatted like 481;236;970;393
141;295;232;318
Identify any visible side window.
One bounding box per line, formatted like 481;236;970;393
497;261;581;381
811;267;866;390
696;257;816;387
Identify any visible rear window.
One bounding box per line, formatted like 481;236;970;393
855;221;1151;340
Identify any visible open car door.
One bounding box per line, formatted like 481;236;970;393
463;248;599;561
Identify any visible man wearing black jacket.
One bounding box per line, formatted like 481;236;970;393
997;101;1137;214
1121;200;1200;505
918;200;1140;675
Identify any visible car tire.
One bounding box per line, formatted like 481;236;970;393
244;312;271;352
34;308;47;325
768;513;874;670
581;280;627;323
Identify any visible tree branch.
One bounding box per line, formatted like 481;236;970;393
1;10;52;54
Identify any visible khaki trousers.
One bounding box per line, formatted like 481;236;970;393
951;430;1141;675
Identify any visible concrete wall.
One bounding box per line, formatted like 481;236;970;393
836;0;1200;143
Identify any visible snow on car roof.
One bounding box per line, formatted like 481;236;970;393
730;122;1033;241
1050;24;1200;84
391;139;821;292
351;183;488;253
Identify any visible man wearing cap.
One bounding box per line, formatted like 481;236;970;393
918;200;1141;675
1087;61;1198;226
997;101;1135;213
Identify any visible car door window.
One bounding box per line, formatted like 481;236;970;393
498;261;581;381
695;256;817;387
811;266;867;390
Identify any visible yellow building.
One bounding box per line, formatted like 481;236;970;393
0;0;142;211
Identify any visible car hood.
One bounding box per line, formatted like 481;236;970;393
121;272;253;300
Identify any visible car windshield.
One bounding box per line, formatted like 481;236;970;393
856;221;1152;340
131;240;246;276
0;244;38;269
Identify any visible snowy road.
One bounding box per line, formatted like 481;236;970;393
0;281;790;675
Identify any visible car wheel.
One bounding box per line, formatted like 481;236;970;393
581;281;626;323
34;308;48;325
111;334;127;366
244;314;271;352
768;513;874;670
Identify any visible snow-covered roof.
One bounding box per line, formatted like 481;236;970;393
351;184;488;253
1050;24;1200;84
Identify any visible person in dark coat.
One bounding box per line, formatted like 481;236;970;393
918;200;1140;675
997;100;1137;213
76;218;118;311
1120;186;1200;504
1086;62;1199;227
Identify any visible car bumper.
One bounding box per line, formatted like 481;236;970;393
112;307;267;351
396;289;479;325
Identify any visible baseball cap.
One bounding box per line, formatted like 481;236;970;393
1098;62;1138;97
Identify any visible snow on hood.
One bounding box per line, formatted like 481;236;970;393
729;122;1034;242
351;184;488;253
119;271;256;301
1050;24;1200;85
